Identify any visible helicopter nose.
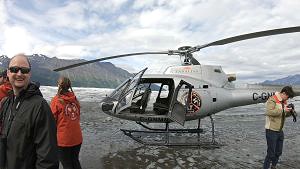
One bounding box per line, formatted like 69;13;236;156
101;102;114;111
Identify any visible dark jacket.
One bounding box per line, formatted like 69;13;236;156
0;82;59;169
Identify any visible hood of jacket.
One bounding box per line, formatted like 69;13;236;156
58;91;77;104
17;81;43;99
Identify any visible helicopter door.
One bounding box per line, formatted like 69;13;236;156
168;80;193;126
115;68;148;114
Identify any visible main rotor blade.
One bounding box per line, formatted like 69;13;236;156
54;26;300;71
53;51;169;71
196;26;300;50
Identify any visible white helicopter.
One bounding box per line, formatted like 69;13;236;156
54;26;300;146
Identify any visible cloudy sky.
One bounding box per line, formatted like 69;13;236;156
1;0;300;83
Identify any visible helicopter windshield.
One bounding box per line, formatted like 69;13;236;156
113;68;148;113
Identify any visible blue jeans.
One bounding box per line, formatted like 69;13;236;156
263;129;284;169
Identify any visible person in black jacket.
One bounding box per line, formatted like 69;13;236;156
0;53;59;169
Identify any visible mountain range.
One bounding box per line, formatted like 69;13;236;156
0;54;131;88
261;74;300;85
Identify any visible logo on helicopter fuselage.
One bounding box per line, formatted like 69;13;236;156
252;92;275;101
181;91;202;115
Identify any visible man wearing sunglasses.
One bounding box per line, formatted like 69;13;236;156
0;54;58;169
263;86;296;169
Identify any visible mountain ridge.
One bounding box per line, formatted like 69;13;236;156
261;74;300;85
0;54;132;88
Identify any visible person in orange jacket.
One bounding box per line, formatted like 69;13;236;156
0;70;12;132
0;70;12;105
0;70;6;85
50;76;83;169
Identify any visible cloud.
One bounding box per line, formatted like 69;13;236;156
1;25;44;57
45;1;87;30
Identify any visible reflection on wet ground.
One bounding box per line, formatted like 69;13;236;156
102;146;226;169
79;102;300;169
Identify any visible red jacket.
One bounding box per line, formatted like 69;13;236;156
0;82;12;101
50;92;83;147
0;82;12;111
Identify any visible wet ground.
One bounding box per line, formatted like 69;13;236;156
78;102;300;169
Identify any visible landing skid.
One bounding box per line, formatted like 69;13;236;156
121;116;221;147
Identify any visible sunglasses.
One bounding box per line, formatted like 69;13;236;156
8;66;31;74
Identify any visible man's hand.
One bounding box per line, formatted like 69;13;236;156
284;106;292;112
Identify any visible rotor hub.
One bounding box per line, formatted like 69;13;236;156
177;46;195;65
178;46;192;51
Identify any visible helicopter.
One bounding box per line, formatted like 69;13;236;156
54;26;300;146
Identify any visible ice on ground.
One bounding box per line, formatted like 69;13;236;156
40;86;113;102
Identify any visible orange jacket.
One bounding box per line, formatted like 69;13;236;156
0;82;12;101
0;82;12;110
50;92;83;147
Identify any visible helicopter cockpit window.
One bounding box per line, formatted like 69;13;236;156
109;79;130;100
114;68;148;113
